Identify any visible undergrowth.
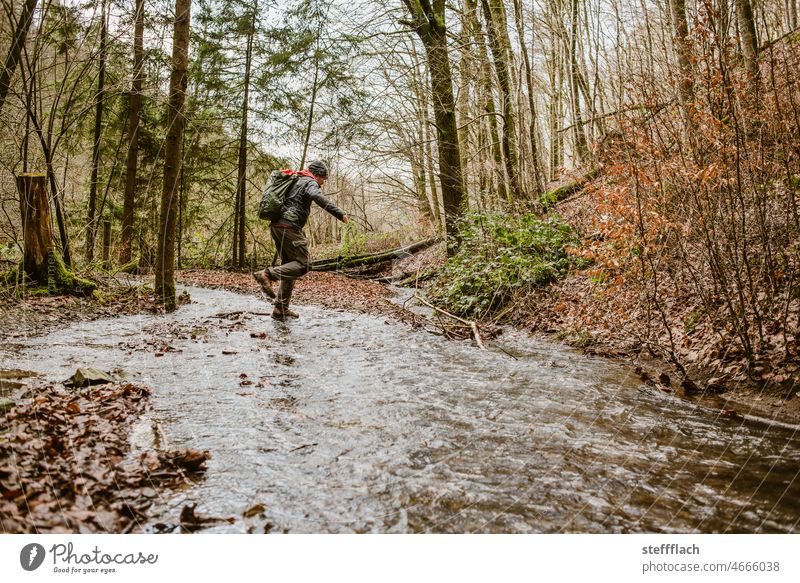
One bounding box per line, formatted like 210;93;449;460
427;213;588;318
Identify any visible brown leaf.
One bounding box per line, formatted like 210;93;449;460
243;503;266;519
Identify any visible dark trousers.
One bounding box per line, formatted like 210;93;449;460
268;225;311;310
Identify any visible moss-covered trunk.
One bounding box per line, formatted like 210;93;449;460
16;173;95;294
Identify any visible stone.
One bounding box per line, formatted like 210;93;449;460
64;368;115;388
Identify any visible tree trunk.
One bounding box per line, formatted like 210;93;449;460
547;32;564;180
408;40;437;224
669;0;694;110
299;18;321;170
0;0;37;117
416;43;443;228
17;174;53;284
16;174;95;294
27;107;73;268
102;219;111;265
481;0;524;201
735;0;759;89
456;9;472;192
464;0;504;201
155;0;191;311
511;0;545;195
402;0;467;253
234;6;256;269
86;0;108;262
312;237;441;271
568;0;588;165
119;0;145;265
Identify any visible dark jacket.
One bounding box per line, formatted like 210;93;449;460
276;175;345;229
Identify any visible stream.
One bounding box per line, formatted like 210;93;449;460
2;285;799;533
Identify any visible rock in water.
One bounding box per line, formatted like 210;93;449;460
64;368;115;388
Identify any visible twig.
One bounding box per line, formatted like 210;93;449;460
209;310;271;319
412;294;485;350
289;442;318;453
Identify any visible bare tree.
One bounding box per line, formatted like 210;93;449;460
0;0;37;117
511;0;545;194
120;0;145;265
156;0;192;310
735;0;760;89
481;0;525;200
233;3;257;269
400;0;467;250
669;0;694;109
85;0;108;262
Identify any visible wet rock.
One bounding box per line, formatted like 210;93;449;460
179;503;234;533
64;368;115;388
163;448;211;473
721;409;743;420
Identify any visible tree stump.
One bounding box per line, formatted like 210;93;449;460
16;173;95;294
16;173;52;284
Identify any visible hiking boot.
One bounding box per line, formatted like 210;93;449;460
252;270;275;298
271;307;299;321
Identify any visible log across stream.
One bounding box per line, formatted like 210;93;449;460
3;285;798;533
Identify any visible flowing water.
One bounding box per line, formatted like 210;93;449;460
2;286;798;533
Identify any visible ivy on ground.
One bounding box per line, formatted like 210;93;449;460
427;213;588;318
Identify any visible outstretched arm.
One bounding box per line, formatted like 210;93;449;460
307;181;347;222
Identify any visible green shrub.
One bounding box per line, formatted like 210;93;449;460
339;222;368;259
427;213;586;318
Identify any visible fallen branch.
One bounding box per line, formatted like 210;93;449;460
412;293;485;350
312;237;441;272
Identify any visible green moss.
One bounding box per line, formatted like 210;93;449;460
0;268;20;286
684;310;701;334
158;279;177;312
555;328;596;348
539;169;599;211
46;251;96;295
115;258;140;275
91;289;106;303
21;286;51;297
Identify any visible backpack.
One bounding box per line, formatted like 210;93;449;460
258;170;299;221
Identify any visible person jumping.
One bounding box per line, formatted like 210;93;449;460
253;160;349;320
